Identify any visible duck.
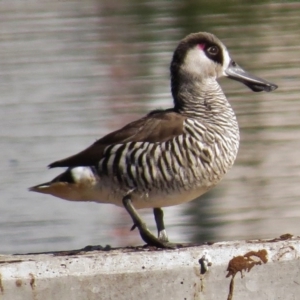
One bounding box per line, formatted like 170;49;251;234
29;32;278;248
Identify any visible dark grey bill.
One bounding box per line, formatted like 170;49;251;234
225;60;278;92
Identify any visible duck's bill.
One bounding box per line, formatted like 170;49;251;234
225;60;278;92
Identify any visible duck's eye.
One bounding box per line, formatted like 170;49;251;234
207;46;219;55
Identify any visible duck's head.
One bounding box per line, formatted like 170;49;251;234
171;32;277;94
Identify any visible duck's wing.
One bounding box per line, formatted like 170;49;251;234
49;109;186;168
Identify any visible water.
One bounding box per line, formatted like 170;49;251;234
1;0;300;254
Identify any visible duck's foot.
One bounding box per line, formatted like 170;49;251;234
123;195;172;248
130;208;169;242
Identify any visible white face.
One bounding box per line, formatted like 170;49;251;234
181;43;231;79
221;47;231;76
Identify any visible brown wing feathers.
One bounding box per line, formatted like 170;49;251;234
48;109;185;169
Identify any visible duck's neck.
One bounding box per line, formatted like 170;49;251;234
172;76;237;127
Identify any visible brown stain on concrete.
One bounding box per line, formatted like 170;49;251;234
268;233;293;243
0;273;4;294
15;279;22;287
278;233;293;240
226;249;268;300
29;273;37;300
29;273;35;289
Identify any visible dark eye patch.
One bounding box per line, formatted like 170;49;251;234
207;46;219;55
204;44;222;64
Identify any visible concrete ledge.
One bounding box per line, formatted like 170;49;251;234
0;235;300;300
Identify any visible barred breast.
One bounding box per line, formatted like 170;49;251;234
94;116;239;209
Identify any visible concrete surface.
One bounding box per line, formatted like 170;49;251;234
0;235;299;300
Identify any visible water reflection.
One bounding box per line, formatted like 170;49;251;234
1;0;299;254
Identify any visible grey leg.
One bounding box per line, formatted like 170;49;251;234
153;208;169;242
122;195;166;248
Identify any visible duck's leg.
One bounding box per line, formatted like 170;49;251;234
122;195;166;248
153;208;169;242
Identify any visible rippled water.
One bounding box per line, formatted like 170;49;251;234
1;1;300;254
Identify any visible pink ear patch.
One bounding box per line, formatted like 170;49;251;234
198;43;205;50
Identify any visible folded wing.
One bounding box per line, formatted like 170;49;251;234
49;109;186;168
